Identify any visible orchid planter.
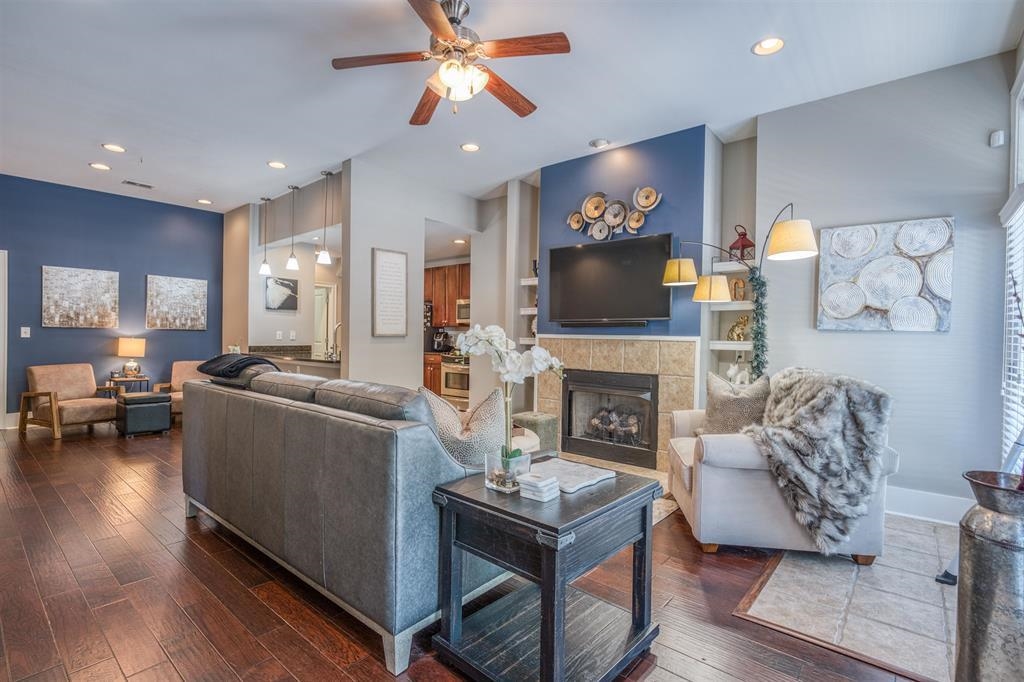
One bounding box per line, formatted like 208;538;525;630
457;324;563;495
485;449;531;493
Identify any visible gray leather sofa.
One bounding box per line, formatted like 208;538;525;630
182;372;504;674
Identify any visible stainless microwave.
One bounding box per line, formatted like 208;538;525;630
455;299;470;326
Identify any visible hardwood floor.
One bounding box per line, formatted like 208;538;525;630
0;425;899;681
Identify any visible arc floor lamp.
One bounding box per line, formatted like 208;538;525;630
662;203;818;378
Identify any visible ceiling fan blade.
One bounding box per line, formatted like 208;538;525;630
331;51;427;70
410;87;441;125
479;32;571;59
481;67;537;118
407;0;457;41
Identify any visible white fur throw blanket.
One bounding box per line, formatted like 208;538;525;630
742;367;892;554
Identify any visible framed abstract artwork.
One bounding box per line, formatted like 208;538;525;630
41;265;119;328
265;277;299;311
146;275;208;330
817;217;954;332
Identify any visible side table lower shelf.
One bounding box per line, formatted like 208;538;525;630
433;583;658;682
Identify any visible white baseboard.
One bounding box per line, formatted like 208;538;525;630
886;485;973;526
3;412;18;429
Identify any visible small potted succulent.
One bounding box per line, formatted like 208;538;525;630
457;325;563;492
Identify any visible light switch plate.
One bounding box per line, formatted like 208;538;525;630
20;326;30;338
289;330;296;340
275;330;283;340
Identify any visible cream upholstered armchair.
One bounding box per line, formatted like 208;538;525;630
155;360;208;419
667;409;899;565
19;363;122;439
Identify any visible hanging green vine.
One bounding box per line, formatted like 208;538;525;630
748;267;768;379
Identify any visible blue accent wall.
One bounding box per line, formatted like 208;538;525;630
538;125;706;336
0;174;224;412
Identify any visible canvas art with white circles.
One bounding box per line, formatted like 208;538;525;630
817;217;953;332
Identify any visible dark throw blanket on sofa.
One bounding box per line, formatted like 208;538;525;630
198;353;279;378
742;367;892;554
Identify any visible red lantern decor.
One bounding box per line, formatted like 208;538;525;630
729;224;755;262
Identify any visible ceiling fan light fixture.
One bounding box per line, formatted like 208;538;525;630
438;58;466;89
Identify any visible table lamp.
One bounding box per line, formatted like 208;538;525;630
117;337;146;377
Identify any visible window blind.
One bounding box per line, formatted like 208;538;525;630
1003;216;1024;464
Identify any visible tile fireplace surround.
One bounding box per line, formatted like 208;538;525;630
536;335;699;472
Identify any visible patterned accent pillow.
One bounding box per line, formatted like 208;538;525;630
702;372;770;434
419;387;504;469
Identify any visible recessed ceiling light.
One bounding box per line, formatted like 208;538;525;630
313;236;319;240
589;138;610;149
267;160;287;169
101;143;126;153
453;239;467;245
197;199;212;205
752;37;785;56
460;143;480;152
89;162;111;171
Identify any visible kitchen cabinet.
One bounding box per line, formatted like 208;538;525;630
457;262;470;300
424;353;442;393
425;263;470;327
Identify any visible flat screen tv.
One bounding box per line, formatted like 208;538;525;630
549;233;672;324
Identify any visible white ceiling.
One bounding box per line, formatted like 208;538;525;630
425;218;474;262
2;1;1022;212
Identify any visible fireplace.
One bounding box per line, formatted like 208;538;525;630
561;369;658;469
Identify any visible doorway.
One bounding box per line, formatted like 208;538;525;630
313;283;337;360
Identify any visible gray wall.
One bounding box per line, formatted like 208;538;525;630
756;53;1014;498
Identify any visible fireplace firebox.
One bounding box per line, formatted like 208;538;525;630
560;369;658;469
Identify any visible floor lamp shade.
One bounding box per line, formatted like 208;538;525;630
663;258;698;286
766;219;818;260
692;275;731;303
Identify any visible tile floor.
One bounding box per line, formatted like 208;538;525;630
742;513;958;681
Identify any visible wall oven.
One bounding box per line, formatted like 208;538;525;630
455;299;471;326
440;356;470;410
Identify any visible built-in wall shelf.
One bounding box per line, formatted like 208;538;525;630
709;340;754;352
520;307;538;316
519;337;537;346
519;277;539;287
709;300;755;312
711;260;754;274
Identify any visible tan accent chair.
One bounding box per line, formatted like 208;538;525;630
155;361;208;419
19;363;122;439
667;409;899;565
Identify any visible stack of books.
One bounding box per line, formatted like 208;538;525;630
517;472;560;502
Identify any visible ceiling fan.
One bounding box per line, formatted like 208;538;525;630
331;0;570;125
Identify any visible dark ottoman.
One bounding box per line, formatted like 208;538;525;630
116;392;172;438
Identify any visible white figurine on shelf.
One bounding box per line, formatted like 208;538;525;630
726;363;751;385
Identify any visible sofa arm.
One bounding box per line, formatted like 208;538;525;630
696;434;768;470
671;410;706;438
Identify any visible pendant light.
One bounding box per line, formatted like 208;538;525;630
316;170;333;266
258;197;272;276
285;185;299;271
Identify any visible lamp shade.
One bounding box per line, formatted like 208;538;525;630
316;248;332;265
692;275;732;303
117;337;146;358
258;260;272;276
766;219;818;261
662;258;698;286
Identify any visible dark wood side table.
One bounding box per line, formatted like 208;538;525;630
432;460;661;681
107;375;150;393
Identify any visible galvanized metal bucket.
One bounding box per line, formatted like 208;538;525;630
956;471;1024;681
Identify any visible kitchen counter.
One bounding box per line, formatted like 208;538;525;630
245;353;341;380
249;353;341;366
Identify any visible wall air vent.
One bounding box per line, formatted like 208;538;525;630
121;179;154;190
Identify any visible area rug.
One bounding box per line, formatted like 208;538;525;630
734;514;958;682
557;451;679;525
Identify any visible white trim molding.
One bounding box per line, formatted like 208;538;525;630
886;485;973;526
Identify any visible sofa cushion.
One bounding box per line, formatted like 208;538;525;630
420;388;503;469
701;372;769;435
315;379;436;428
36;397;116;424
250;372;327;402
